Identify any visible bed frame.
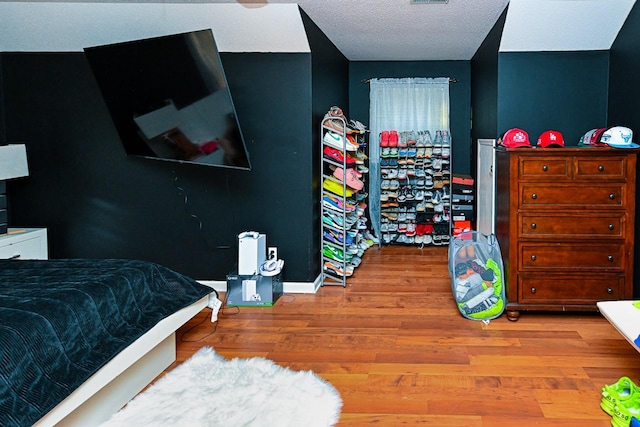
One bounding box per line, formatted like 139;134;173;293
33;294;210;427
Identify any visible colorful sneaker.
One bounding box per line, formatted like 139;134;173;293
323;244;352;262
388;130;399;147
613;395;640;427
333;166;364;191
323;177;355;197
323;131;357;151
380;131;390;147
324;261;354;277
323;146;355;165
322;194;356;213
602;377;640;416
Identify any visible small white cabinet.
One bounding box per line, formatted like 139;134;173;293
0;228;48;260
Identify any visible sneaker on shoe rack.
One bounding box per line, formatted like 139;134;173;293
381;147;391;158
357;164;369;173
323;194;356;213
349;119;368;134
387;168;398;179
415;235;424;244
323;244;352;262
380;131;390;147
442;185;450;199
323;130;358;151
349;256;362;267
346;151;364;165
324;261;354;277
364;230;379;244
333;166;364;191
323;177;355;197
323;229;354;246
389;148;399;157
323;146;356;165
422;130;433;147
388;130;399;147
442;130;451;147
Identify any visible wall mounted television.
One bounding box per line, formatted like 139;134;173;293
84;29;251;170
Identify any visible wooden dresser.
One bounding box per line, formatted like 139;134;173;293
495;147;638;321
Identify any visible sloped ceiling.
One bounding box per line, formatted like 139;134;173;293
0;0;636;59
500;0;636;53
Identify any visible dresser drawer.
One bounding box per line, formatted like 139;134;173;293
575;156;627;179
519;243;625;270
519;213;626;238
519;184;625;208
518;274;623;304
520;157;570;180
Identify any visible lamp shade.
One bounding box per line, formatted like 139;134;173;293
0;144;29;180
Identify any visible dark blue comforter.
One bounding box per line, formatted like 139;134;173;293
0;259;212;427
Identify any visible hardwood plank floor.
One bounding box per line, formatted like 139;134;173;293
173;245;640;426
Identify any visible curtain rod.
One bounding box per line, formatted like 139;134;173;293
362;77;458;84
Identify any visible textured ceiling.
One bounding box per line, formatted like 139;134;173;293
234;0;511;61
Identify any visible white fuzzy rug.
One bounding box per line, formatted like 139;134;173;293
101;347;342;427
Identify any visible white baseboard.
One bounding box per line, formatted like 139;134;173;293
198;275;321;294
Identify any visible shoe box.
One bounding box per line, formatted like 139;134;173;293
226;272;283;307
452;174;475;223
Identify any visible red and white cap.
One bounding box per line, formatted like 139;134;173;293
500;128;531;148
537;130;564;148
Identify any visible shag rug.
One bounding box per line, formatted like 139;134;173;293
101;347;342;427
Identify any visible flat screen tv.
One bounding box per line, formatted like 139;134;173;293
84;29;251;170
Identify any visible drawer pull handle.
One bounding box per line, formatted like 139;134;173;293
542;165;548;172
599;165;605;172
607;287;613;294
608;255;614;262
531;255;537;261
609;224;615;230
532;193;537;200
609;193;615;200
531;287;537;294
531;223;537;229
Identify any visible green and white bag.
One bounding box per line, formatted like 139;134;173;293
448;231;506;321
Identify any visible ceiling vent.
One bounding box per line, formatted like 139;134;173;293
410;0;449;4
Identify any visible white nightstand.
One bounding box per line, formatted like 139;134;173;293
0;228;48;260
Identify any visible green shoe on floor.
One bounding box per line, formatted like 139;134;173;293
612;395;640;427
602;377;640;416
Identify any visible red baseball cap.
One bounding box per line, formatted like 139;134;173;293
537;130;564;148
501;128;531;148
589;128;608;146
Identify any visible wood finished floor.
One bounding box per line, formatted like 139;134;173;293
172;245;640;426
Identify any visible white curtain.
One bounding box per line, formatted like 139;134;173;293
368;77;450;241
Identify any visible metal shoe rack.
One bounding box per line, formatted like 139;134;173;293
320;116;367;286
379;130;452;246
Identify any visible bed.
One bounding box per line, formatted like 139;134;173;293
0;258;213;427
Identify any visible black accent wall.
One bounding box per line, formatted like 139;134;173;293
470;5;508;174
300;7;350;279
2;51;315;281
497;51;610;144
348;61;472;175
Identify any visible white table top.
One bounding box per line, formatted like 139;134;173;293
597;300;640;353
